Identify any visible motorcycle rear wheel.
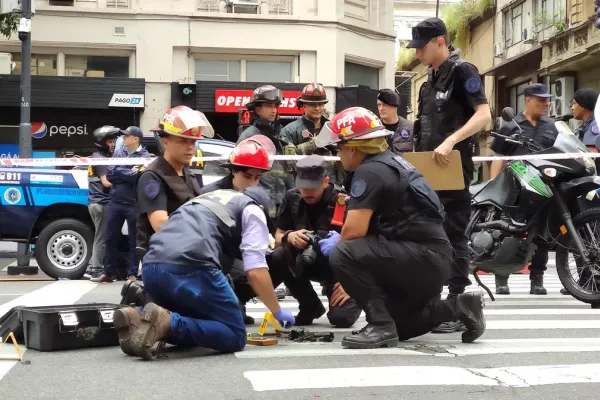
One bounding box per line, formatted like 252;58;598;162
556;207;600;305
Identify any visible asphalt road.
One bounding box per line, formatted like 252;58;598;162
2;256;600;400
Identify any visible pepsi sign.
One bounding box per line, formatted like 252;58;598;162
31;122;88;139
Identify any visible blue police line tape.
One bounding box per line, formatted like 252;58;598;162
0;152;598;167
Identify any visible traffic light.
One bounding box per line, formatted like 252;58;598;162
237;108;252;125
596;0;600;29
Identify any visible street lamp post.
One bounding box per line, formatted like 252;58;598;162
8;0;36;275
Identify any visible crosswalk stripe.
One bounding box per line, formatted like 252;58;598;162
243;364;600;391
236;337;600;359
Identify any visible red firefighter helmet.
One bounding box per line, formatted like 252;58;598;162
152;105;215;139
297;83;328;109
222;135;274;171
315;107;392;148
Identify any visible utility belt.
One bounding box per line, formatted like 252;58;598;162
378;221;453;258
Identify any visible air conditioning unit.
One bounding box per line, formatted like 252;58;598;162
550;76;575;118
494;43;505;57
522;26;536;44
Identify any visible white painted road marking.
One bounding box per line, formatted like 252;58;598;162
244;364;600;391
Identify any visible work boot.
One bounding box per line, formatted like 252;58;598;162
430;294;466;333
454;292;486;343
120;280;152;307
241;303;254;325
495;275;510;295
130;303;171;360
90;273;115;283
530;274;547;295
275;287;286;300
295;302;326;326
341;299;399;349
560;287;570;295
113;305;142;356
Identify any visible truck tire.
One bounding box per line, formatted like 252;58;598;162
34;218;94;280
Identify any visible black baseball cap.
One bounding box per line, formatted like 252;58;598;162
523;84;552;98
295;154;327;189
407;18;448;49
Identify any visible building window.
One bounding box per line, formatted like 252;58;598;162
504;4;523;47
195;58;293;83
509;82;530;114
65;55;129;78
195;60;241;82
10;53;57;76
344;62;379;90
246;61;291;83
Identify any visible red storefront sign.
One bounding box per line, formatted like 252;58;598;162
215;90;303;115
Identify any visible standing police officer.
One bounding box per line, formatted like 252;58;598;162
376;88;415;153
314;107;486;348
238;85;294;218
281;83;345;186
271;154;362;328
113;187;295;360
408;18;491;334
84;126;121;279
572;88;600;153
490;84;559;296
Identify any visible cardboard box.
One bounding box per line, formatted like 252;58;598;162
30;57;37;67
86;70;105;78
38;67;57;76
65;56;87;70
66;68;85;77
31;66;38;76
37;58;54;75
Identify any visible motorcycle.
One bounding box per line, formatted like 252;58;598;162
468;107;600;305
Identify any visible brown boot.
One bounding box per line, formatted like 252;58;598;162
113;306;142;356
130;303;171;360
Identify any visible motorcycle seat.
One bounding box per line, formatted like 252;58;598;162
470;180;490;196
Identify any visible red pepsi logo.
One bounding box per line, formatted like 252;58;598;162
32;122;48;139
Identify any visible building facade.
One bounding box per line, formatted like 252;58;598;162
0;0;396;155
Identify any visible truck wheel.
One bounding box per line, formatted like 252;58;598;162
35;218;94;280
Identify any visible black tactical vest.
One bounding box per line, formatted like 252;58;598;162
143;189;260;269
285;184;340;233
416;52;475;184
360;151;451;255
136;156;202;251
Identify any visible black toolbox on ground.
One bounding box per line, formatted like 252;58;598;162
19;303;126;352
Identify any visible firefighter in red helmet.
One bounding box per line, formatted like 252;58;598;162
281;83;345;186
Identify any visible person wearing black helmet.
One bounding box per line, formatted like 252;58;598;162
84;126;121;279
237;85;294;218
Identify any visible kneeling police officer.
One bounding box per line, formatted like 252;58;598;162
113;186;295;360
314;107;486;349
271;154;362;327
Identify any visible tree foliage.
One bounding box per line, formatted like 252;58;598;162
0;12;20;39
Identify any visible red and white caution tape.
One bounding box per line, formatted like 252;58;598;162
0;152;598;167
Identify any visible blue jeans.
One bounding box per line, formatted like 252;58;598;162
142;263;247;353
103;201;137;276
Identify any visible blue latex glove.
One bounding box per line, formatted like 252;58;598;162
318;231;340;256
273;308;295;329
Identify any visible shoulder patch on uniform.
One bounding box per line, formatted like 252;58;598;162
144;179;160;200
351;179;367;198
400;129;409;138
393;156;416;171
465;77;481;94
592;122;599;135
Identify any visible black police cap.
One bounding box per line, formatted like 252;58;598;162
406;18;448;49
295;154;327;189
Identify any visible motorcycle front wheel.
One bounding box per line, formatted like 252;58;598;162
556;206;600;305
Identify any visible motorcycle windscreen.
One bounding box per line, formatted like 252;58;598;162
554;121;590;154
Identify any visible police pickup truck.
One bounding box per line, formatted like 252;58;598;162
0;139;235;279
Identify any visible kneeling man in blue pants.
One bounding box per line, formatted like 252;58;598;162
113;187;296;360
